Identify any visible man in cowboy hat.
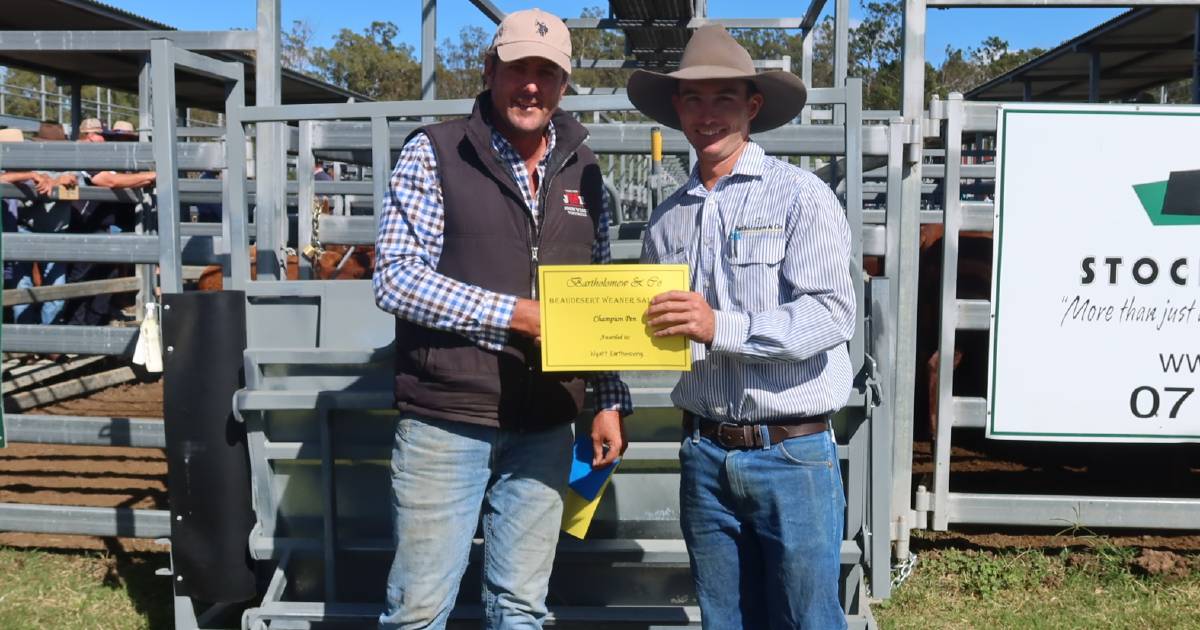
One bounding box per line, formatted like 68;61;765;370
34;121;68;142
372;8;630;629
630;25;855;629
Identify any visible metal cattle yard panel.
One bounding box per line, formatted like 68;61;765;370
917;94;1200;533
225;74;893;628
0;35;246;541
1;1;904;626
887;0;1200;560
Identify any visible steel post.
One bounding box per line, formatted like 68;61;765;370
256;0;285;280
893;0;927;559
150;39;183;294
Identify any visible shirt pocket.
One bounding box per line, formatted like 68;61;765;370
658;245;688;265
726;235;785;310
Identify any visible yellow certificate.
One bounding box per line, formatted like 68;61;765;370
539;264;691;372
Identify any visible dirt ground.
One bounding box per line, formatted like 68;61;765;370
3;377;1200;554
1;379;167;552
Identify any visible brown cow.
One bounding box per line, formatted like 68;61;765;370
863;224;993;438
196;244;374;291
915;226;993;437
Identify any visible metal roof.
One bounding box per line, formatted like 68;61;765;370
612;0;697;64
965;8;1198;102
0;0;369;110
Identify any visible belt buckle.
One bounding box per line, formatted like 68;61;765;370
716;422;753;449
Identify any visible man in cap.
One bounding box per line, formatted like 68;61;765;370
77;117;104;142
372;8;631;629
77;119;156;191
62;119;151;325
107;120;137;140
630;25;855;629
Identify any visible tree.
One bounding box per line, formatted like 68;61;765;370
310;21;421;100
1;68;52;120
570;6;627;91
849;0;903;108
929;37;1045;98
436;26;491;99
282;19;317;74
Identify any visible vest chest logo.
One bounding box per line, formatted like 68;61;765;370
562;190;588;217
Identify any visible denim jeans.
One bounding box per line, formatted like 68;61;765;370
11;235;66;326
379;416;573;630
679;428;847;630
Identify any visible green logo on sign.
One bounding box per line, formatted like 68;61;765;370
1134;169;1200;226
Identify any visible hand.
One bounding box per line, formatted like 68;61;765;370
510;298;541;339
32;173;54;196
590;410;627;468
645;290;716;345
56;173;78;188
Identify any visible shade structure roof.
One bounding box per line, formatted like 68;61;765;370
966;7;1198;102
0;0;369;110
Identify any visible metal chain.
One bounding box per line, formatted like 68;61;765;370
891;551;918;589
302;196;325;261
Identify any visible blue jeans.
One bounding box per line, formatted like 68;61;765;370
379;416;573;630
12;251;66;325
679;428;847;630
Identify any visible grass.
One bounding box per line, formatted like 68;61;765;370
875;540;1200;629
0;541;1197;629
0;547;171;630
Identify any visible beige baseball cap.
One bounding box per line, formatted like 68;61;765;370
489;8;572;74
0;128;25;142
111;120;136;134
78;118;104;134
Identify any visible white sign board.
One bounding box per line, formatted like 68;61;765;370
989;104;1200;442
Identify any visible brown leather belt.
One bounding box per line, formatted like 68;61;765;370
682;411;828;450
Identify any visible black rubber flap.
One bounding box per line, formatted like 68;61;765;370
1163;169;1200;216
162;290;256;603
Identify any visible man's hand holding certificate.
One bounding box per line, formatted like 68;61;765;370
539;264;691;371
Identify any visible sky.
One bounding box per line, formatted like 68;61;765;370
104;0;1124;66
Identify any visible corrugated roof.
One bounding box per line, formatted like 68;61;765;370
0;0;370;109
611;0;696;64
966;8;1197;102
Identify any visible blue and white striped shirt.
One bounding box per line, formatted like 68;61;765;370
640;142;855;422
373;121;632;416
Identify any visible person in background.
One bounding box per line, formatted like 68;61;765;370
6;124;77;325
61;119;149;325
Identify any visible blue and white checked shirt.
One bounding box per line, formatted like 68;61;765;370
641;142;855;422
373;121;632;416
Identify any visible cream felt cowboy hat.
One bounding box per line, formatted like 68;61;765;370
626;25;807;134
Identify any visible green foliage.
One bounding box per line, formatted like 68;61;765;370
876;543;1200;630
929;36;1046;98
0;67;144;127
281;19;317;74
1;68;51;120
0;548;169;630
309;21;421;100
435;25;492;100
928;548;1056;598
570;6;628;94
